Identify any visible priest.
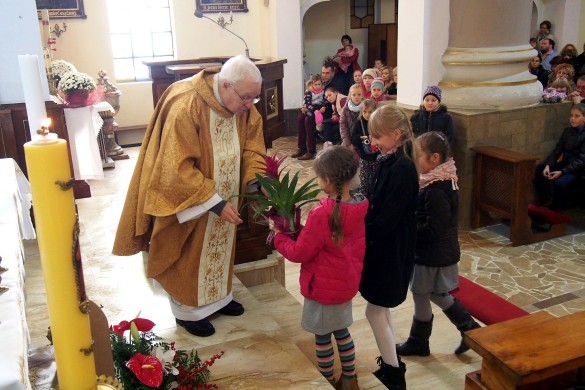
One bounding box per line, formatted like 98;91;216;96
113;55;266;337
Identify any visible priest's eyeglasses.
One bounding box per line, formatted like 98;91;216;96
229;83;261;105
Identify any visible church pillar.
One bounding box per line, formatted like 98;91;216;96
440;0;542;109
396;0;450;107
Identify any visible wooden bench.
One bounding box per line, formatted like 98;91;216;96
471;146;569;246
464;311;585;390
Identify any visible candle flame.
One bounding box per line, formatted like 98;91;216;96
41;118;51;128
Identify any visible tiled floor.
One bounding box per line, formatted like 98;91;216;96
24;136;585;389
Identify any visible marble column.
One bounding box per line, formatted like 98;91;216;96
440;0;542;109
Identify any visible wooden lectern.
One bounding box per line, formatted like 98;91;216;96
143;56;287;149
143;57;286;268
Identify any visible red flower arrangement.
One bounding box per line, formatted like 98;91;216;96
240;153;320;242
110;318;223;389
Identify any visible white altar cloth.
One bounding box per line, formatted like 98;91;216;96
0;158;35;390
64;101;113;181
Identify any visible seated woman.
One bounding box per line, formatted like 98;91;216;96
547;63;576;90
528;54;550;88
534;103;585;210
380;66;393;93
386;67;398;100
559;43;582;81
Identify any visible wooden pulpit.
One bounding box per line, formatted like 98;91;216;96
143;56;287;149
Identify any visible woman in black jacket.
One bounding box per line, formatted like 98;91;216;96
395;132;479;358
410;86;454;145
529;54;550;89
534;103;585;210
359;105;418;390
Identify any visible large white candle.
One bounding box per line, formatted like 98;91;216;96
18;55;48;140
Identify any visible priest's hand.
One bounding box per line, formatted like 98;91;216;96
220;203;243;225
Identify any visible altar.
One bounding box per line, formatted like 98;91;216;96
0;158;35;390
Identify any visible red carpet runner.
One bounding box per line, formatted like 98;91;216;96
452;276;529;325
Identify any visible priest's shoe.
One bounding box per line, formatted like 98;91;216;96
175;318;215;337
218;300;244;316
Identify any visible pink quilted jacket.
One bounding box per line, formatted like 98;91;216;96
274;197;368;305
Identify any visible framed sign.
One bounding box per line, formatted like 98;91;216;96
36;0;86;19
196;0;248;13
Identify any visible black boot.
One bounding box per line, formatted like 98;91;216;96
396;315;433;356
443;299;481;354
373;356;406;390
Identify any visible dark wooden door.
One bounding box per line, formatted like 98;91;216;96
368;23;398;68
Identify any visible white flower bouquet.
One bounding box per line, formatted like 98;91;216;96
51;60;77;79
57;71;104;108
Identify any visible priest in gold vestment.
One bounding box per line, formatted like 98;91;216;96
113;55;266;336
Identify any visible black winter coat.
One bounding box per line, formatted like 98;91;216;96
359;148;418;308
415;180;460;267
410;105;454;144
544;126;585;175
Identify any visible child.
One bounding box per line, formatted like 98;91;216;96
410;85;454;145
335;44;357;73
542;78;572;103
534;103;585;210
319;86;347;144
396;131;480;358
273;146;368;388
361;68;378;99
351;99;379;199
373;59;385;70
293;74;326;160
340;83;364;147
359;104;419;390
353;69;363;85
303;74;326;118
371;77;390;103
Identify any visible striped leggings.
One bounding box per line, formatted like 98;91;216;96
315;328;356;381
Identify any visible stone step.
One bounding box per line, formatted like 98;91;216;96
248;281;386;389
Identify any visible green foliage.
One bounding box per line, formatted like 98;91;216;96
242;171;320;230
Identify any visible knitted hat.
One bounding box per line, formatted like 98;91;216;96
371;77;384;90
362;68;378;80
423;85;442;102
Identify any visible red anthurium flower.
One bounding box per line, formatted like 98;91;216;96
126;353;163;388
259;153;287;180
110;318;155;335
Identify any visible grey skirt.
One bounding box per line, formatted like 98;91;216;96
409;263;459;294
301;297;353;335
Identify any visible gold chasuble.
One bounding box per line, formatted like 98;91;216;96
112;68;265;307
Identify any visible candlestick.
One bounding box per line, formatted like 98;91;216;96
24;137;97;390
18;55;48;140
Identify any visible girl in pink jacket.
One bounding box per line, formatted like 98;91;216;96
273;146;368;389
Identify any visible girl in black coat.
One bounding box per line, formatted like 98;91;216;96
395;132;479;359
410;85;455;145
359;105;418;390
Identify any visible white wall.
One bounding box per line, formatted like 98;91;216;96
539;0;582;49
31;0;298;128
0;0;50;104
303;0;368;82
